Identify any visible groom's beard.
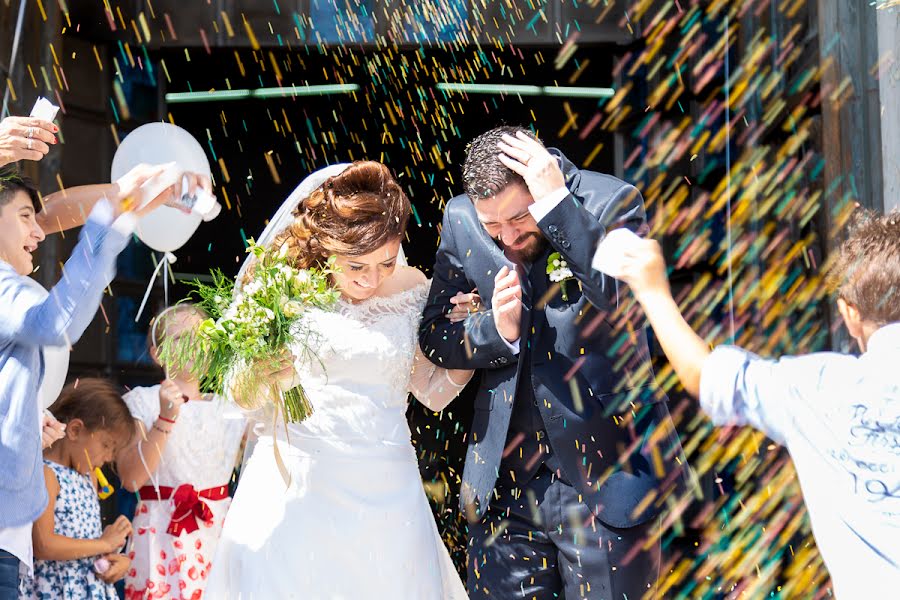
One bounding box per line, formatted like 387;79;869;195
502;232;547;265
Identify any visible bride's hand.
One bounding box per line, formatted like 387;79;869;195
228;351;297;410
262;350;297;391
447;290;481;323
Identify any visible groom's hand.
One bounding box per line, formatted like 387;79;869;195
496;131;565;202
492;266;522;343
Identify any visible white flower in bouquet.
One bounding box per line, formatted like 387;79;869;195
294;270;311;286
282;300;304;319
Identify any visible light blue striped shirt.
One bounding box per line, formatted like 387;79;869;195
700;323;900;596
0;200;134;528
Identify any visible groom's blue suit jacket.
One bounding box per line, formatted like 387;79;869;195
419;150;687;528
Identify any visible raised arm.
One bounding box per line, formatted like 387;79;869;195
38;171;212;234
37;183;119;234
497;132;646;311
418;205;519;370
616;237;711;397
0;199;135;347
0;164;186;347
620;237;806;442
536;182;645;310
115;383;186;492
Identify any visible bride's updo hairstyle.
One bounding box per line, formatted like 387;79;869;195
271;161;411;269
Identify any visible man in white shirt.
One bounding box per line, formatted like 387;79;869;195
614;209;900;596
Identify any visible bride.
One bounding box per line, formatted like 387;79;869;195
205;162;471;598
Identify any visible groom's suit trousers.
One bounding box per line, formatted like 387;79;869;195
467;465;660;600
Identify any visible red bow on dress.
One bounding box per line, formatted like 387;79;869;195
168;484;215;536
138;483;229;536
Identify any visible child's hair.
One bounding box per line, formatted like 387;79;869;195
147;303;210;349
0;165;39;212
48;378;134;444
828;208;900;325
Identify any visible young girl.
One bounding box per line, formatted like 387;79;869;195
20;379;135;599
115;305;246;600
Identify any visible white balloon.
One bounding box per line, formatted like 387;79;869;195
21;278;70;408
40;344;70;409
110;123;212;253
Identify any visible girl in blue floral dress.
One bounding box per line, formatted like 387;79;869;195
19;379;135;599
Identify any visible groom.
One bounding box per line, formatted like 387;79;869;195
419;127;686;598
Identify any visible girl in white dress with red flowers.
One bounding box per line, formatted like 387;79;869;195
116;305;246;600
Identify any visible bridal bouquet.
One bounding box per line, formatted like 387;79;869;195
159;241;340;423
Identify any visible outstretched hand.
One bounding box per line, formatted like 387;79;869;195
111;163;171;216
112;163;213;218
616;238;672;301
0;116;57;167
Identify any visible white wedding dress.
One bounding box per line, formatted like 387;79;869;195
205;281;468;599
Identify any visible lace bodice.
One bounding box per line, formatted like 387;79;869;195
252;281;465;448
123;386;247;489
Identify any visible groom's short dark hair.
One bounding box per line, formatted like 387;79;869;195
463;126;541;200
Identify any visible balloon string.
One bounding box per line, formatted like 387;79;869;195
136;252;176;322
163;258;170;308
725;12;736;344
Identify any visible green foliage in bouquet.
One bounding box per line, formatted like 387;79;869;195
158;240;340;423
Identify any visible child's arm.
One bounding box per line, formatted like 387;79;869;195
618;238;710;397
32;465;132;561
116;381;186;492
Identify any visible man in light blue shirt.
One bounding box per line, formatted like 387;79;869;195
0;163;204;598
613;209;900;597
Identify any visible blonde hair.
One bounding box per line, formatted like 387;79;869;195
147;304;209;349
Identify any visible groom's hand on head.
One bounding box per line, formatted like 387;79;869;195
496;131;565;202
492;266;522;343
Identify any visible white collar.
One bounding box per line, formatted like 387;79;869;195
865;322;900;353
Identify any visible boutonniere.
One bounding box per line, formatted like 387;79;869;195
546;252;575;301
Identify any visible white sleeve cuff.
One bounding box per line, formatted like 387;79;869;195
494;316;520;355
85;198;115;227
111;212;138;237
528;186;570;223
